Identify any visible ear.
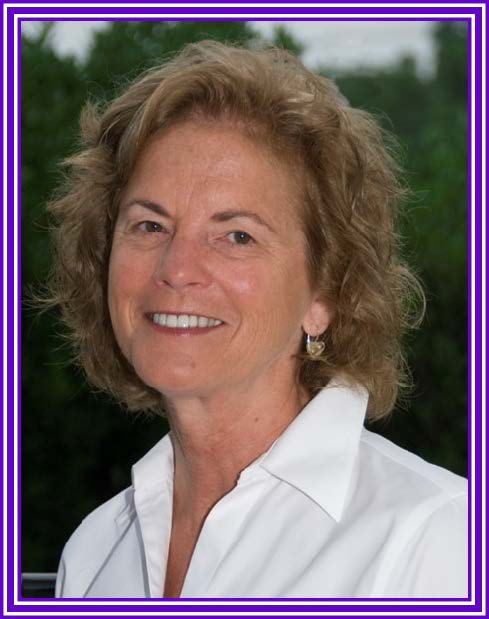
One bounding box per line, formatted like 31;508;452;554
302;297;332;337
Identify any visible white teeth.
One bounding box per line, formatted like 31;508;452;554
151;313;223;329
177;315;189;328
166;314;178;328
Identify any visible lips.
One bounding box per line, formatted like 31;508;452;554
150;313;223;329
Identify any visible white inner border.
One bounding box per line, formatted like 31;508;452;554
4;3;486;616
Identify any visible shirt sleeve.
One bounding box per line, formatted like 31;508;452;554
383;493;468;598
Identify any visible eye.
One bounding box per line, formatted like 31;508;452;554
227;231;254;245
137;221;164;233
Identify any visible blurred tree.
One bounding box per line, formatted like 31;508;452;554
271;24;305;57
83;21;259;98
21;21;467;575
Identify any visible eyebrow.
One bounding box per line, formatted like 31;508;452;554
123;201;275;233
210;210;275;232
122;199;171;217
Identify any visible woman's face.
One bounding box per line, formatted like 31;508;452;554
108;120;330;400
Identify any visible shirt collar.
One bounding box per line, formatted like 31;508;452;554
131;433;174;493
130;380;369;524
259;380;368;522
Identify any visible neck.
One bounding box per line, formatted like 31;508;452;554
166;377;309;522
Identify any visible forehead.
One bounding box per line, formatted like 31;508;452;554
124;120;305;217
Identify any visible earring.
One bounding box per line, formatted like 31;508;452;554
306;333;325;358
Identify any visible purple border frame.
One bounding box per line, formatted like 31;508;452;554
5;2;484;616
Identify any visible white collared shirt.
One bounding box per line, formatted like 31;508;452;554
55;382;468;598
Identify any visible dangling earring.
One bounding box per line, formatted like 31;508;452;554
306;333;325;358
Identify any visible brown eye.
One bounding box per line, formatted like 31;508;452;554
228;231;254;245
139;221;163;233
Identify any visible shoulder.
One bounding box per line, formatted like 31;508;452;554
359;427;467;501
63;486;135;557
55;486;135;597
358;429;467;597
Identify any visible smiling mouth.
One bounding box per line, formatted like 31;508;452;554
150;313;224;329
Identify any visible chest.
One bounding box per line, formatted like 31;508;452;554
163;518;201;597
157;479;390;598
87;475;398;598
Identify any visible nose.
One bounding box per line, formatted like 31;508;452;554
151;232;212;290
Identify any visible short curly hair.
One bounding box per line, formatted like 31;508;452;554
46;40;424;419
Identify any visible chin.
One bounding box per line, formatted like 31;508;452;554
133;360;209;399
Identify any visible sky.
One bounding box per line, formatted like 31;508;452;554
21;20;437;77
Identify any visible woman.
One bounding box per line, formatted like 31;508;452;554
49;41;467;598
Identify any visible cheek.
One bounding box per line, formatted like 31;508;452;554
108;246;151;325
223;255;310;328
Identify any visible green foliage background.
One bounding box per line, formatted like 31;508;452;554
22;21;467;572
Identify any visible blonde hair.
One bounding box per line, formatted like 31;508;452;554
46;40;424;419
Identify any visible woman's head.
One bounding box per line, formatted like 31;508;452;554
47;40;424;418
108;119;331;402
